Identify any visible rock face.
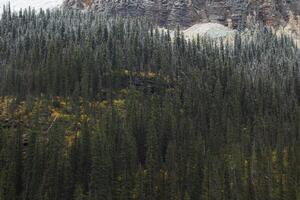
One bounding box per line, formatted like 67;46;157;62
183;23;236;39
63;0;300;28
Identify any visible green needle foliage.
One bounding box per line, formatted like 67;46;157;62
0;6;299;200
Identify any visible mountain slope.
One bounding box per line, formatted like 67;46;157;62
0;0;62;14
63;0;300;28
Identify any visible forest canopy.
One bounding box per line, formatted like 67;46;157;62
0;7;300;200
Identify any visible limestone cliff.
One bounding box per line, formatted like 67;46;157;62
63;0;300;28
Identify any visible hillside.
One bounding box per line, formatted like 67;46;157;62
63;0;300;28
0;8;300;199
1;0;300;43
0;0;62;15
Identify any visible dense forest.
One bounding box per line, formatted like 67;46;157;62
0;6;300;200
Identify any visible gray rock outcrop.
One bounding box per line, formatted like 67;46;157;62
63;0;300;28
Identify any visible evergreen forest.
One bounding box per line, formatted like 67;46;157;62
0;7;300;200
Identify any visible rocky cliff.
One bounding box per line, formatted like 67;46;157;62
63;0;300;28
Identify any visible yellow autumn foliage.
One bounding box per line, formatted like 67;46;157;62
272;151;277;163
60;100;67;107
120;89;129;96
121;69;158;79
139;71;157;78
99;100;108;109
113;99;125;108
244;160;248;168
132;193;137;200
65;131;80;147
80;114;89;122
50;109;61;118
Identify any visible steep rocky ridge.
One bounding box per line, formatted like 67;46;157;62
63;0;300;28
